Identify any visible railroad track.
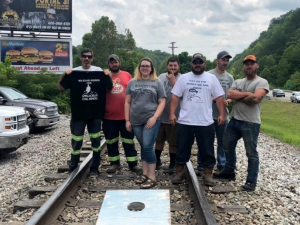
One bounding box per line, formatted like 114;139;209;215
6;139;219;225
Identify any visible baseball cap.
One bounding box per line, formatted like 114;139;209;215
217;51;232;59
192;53;206;62
243;55;257;63
108;54;120;63
47;8;56;14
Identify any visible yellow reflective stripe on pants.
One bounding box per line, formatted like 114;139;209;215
72;134;84;142
109;155;120;162
92;146;101;152
106;137;119;144
89;131;101;139
71;148;81;155
122;138;134;144
126;156;137;162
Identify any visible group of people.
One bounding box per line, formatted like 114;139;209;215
58;48;269;192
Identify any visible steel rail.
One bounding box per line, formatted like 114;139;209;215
26;139;106;225
186;161;218;225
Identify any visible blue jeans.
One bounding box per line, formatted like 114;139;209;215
197;119;228;170
132;120;161;164
223;117;260;183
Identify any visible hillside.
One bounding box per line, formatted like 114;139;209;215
229;8;300;90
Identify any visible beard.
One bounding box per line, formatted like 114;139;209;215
192;67;205;75
244;68;256;79
218;64;227;72
109;66;120;73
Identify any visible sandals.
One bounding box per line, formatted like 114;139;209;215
140;177;157;189
135;174;148;184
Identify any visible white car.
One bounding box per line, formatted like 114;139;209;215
290;91;300;103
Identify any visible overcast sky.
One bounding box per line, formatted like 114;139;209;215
72;0;300;61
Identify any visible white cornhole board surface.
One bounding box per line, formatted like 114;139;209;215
96;189;170;225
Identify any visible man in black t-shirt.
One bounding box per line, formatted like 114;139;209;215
58;48;113;175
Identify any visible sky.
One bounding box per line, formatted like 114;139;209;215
72;0;300;61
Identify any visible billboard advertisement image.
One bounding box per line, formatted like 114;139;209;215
0;37;72;73
0;0;72;33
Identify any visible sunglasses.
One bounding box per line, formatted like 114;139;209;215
81;54;93;59
192;60;204;65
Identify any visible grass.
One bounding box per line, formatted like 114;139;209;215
261;100;300;148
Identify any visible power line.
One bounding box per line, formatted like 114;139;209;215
169;42;178;56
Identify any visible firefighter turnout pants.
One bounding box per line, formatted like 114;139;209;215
102;119;137;168
70;119;102;171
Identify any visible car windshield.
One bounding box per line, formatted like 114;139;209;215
0;88;28;100
295;93;300;96
277;90;284;93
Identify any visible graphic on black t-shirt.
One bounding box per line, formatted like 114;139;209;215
187;88;203;103
82;83;98;101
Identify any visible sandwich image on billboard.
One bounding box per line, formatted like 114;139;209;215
5;50;21;62
20;47;39;63
0;37;72;73
38;50;54;63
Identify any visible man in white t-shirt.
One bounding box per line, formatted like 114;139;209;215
170;53;225;186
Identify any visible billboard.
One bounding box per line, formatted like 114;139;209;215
0;37;72;73
0;0;72;33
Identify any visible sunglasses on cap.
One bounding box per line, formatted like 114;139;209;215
81;54;93;59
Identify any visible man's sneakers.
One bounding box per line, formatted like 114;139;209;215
213;169;236;181
241;181;256;192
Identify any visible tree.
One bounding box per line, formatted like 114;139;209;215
82;16;118;68
117;28;136;51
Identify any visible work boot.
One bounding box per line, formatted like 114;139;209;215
129;165;142;174
106;164;121;173
172;164;185;184
213;168;236;181
203;168;215;186
69;154;80;174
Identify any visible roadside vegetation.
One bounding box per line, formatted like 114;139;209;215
261;100;300;148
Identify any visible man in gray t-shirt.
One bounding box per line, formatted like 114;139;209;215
213;55;269;192
154;58;181;174
197;51;234;174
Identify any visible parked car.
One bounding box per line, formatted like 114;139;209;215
272;89;285;97
290;91;300;103
0;86;60;132
0;106;29;155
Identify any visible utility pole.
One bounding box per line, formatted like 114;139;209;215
169;42;177;56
